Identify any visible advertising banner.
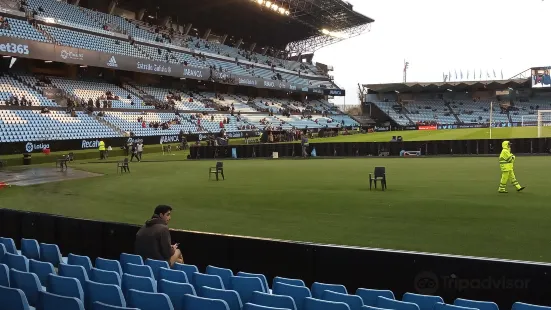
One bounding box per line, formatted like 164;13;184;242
0;37;55;61
324;89;346;96
403;125;418;131
374;126;391;132
54;45;87;65
42;88;64;99
418;125;437;130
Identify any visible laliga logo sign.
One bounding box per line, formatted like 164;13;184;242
25;142;50;152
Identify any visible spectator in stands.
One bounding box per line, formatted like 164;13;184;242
135;205;184;266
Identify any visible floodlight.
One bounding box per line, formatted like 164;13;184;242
265;1;272;7
257;0;263;4
321;29;329;34
285;10;290;15
271;4;278;10
278;7;285;14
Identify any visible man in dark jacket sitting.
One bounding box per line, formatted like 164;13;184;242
135;205;183;267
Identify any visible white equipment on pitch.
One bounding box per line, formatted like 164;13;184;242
537;110;551;138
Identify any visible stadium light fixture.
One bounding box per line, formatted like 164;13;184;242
271;4;279;11
446;89;452;92
44;60;52;63
278;7;285;14
394;90;400;93
265;0;272;8
256;0;264;4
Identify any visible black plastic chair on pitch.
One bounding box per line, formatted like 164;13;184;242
117;158;130;174
369;167;387;191
209;162;225;181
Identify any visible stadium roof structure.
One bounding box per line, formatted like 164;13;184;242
362;79;531;93
109;0;374;54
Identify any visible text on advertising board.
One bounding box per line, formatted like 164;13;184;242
418;125;437;130
0;43;29;55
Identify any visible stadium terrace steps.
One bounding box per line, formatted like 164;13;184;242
443;102;462;124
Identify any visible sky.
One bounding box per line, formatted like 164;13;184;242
313;0;551;106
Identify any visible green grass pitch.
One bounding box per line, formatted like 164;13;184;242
2;151;551;263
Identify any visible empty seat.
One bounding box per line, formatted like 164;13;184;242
173;263;199;282
304;297;350;310
29;259;55;287
207;266;234;288
146;258;170;280
119;253;143;272
158;279;196;310
10;268;43;307
311;282;347;299
273;282;312;310
85;280;126;309
20;239;40;260
402;293;444;310
59;263;89;286
40;243;67;267
184;293;230;310
127;289;173;310
4;253;29;272
377;297;419;310
454;299;499;310
159;267;188;283
245;303;291;310
0;263;9;287
322;291;363;310
194;272;224;293
0;285;32;310
91;268;121;286
125;263;154;278
96;258;123;276
93;301;140;310
237;271;269;293
68;254;93;275
48;273;84;301
435;303;480;310
231;275;265;304
0;244;5;263
0;237;19;254
251;291;297;310
273;276;305;287
513;303;551;310
356;289;395;307
121;273;156;297
39;290;85;310
202;286;243;310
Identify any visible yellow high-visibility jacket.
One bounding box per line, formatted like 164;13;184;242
499;140;515;172
99;141;106;151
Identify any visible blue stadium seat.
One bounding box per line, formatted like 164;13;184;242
159;267;188;283
145;258;170;280
39;243;67;267
158;279;196;310
356;289;395;307
304;297;350;310
20;239;40;260
85;280;126;309
125;263;154;278
0;237;19;255
322;291;363;310
59;263;89;286
96;258;123;276
231;275;265;304
4;253;29;272
273;276;305;287
194;272;225;293
173;263;199;282
207;265;234;289
0;264;9;287
48;273;84;301
93;301;140;310
311;282;347;299
119;254;143;272
402;293;444;310
513;303;551;310
0;244;5;263
434;303;479;310
251;291;297;310
39;290;85;310
273;282;312;310
184;293;230;310
201;285;243;310
121;273;156;298
29;259;55;287
237;271;269;293
0;285;32;310
91;268;121;286
377;297;419;310
68;253;93;276
244;303;291;310
127;289;174;310
10;268;43;307
362;306;390;310
454;298;499;310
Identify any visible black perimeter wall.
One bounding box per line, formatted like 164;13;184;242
1;208;551;309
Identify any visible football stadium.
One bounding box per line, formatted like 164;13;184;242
1;0;551;309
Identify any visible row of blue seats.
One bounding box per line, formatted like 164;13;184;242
1;237;549;310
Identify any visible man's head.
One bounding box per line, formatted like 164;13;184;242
154;205;173;224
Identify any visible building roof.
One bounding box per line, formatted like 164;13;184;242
362;79;531;93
